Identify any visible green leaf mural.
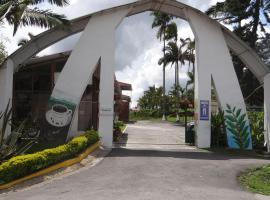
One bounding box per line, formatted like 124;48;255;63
224;104;251;149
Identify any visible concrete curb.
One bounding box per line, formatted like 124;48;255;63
122;125;128;134
0;141;101;190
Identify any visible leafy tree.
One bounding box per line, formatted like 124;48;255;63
206;0;270;106
0;0;70;36
256;33;270;67
206;0;270;48
138;86;163;111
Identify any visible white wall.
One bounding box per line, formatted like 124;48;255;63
0;59;14;137
264;73;270;152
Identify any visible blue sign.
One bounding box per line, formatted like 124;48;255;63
200;100;209;120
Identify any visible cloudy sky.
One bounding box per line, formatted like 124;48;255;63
0;0;225;107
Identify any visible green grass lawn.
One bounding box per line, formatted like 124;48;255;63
167;116;194;124
129;115;194;124
239;165;270;195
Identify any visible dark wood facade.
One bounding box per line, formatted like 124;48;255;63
13;51;131;131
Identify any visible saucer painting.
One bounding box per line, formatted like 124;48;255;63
42;96;77;145
46;104;73;127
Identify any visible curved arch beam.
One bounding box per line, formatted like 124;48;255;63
5;0;268;80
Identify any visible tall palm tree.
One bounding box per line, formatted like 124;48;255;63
159;38;189;121
185;38;195;72
158;41;180;120
0;0;69;36
165;22;178;86
184;38;195;92
151;11;173;120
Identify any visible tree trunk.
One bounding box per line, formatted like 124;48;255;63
163;31;166;119
251;0;260;48
176;61;180;119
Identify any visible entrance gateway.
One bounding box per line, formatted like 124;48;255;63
0;0;270;150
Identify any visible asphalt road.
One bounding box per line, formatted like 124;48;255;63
0;121;269;200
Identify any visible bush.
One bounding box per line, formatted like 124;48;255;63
113;121;125;142
248;111;265;150
114;121;124;129
0;130;99;184
211;110;227;147
130;109;162;121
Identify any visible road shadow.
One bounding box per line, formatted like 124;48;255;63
108;147;269;161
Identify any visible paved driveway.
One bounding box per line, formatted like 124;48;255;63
0;121;269;200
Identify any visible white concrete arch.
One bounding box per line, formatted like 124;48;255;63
1;0;269;149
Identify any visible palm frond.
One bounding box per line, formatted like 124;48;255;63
0;0;11;6
21;8;70;30
0;1;12;20
205;2;226;17
17;38;28;46
22;0;69;7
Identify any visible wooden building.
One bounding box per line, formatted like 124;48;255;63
13;51;132;131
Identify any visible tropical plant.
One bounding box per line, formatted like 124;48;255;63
0;101;39;161
211;109;227;147
158;38;190;120
151;11;173;119
185;38;195;72
0;0;70;36
186;72;194;88
224;104;251;149
248;111;265;149
138;86;163;110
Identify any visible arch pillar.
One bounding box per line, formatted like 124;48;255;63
264;73;270;152
0;59;14;137
42;7;130;147
186;8;252;149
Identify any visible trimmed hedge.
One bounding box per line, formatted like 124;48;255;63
0;130;99;184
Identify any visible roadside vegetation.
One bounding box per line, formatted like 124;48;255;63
113;121;126;142
239;165;270;196
0;130;99;184
0;0;268;194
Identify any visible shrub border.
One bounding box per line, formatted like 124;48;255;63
0;141;100;190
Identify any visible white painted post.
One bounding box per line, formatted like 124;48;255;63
264;73;270;152
0;59;14;137
98;37;115;148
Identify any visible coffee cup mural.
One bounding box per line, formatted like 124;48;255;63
46;104;73;127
